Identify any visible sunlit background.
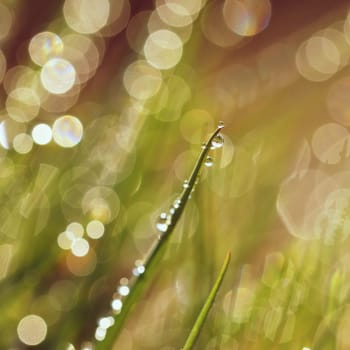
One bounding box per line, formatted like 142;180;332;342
1;0;350;349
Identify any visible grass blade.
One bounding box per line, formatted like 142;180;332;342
94;123;224;349
182;251;231;350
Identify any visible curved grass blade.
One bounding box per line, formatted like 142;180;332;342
94;123;224;350
182;251;231;350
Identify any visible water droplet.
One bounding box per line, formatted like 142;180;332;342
205;156;214;167
137;265;145;274
173;198;181;209
118;285;130;296
133;262;146;276
169;207;175;215
211;134;224;149
183;180;189;189
111;298;123;312
156;212;168;232
201;142;206;149
95;327;106;341
98;316;115;329
218;121;225;129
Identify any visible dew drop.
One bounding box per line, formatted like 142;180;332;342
156;212;168;232
173;198;181;209
218;121;225;129
111;298;123;312
95;327;106;341
211;134;224;149
183;180;189;189
98;316;115;329
201;142;206;149
133;261;145;276
118;285;129;296
137;265;145;274
169;207;175;215
205;156;214;167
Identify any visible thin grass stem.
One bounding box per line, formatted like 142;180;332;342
182;251;231;350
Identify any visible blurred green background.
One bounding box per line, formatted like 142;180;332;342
1;0;350;349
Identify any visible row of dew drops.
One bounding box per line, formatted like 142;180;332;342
78;123;225;348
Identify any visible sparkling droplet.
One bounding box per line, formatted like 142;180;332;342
156;213;168;232
118;285;130;296
133;264;146;276
201;142;206;149
111;298;123;312
173;198;181;209
98;316;115;329
205;156;214;167
133;259;145;276
169;207;175;215
183;180;189;189
95;327;106;341
218;121;225;129
137;265;145;274
211;134;224;149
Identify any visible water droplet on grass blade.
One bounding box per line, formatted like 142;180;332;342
218;120;225;128
205;156;214;167
111;298;123;312
95;327;106;341
133;260;145;276
211;134;224;149
156;212;168;232
183;179;189;188
173;198;181;208
98;316;114;329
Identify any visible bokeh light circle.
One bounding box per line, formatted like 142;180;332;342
82;186;120;224
52;115;83;148
305;36;340;75
13;133;33;154
41;58;76;94
86;220;105;239
62;34;102;84
144;29;183;70
67;222;84;239
156;3;193;28
32;124;53;145
63;0;110;34
6;88;40;122
57;232;72;250
311;123;350;164
71;238;89;257
123;60;162;100
29;32;64;66
17;314;47;346
223;0;272;37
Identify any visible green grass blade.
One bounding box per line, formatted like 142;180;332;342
182;251;231;350
94;124;224;350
